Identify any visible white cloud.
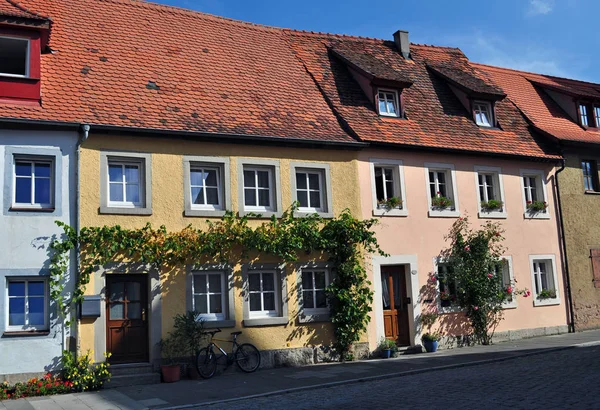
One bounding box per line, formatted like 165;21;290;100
527;0;553;16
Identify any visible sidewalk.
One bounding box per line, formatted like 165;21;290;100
3;329;600;410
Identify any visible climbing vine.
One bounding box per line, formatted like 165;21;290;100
49;205;385;358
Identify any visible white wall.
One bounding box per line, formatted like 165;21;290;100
0;129;78;378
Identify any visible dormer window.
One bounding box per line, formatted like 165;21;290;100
579;104;593;127
377;89;400;117
474;101;493;127
595;106;600;128
0;36;29;78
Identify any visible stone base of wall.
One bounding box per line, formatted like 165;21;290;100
436;325;569;350
0;371;50;384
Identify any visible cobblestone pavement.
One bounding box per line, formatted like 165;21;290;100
203;345;600;410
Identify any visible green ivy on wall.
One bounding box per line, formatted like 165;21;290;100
49;204;386;358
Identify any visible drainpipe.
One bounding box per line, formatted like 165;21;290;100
554;158;576;332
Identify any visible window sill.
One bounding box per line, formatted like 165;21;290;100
584;190;600;196
243;317;288;327
373;208;408;217
533;298;560;307
2;330;50;338
9;207;55;213
523;211;550;220
439;305;464;314
99;206;152;216
298;312;331;323
502;301;518;309
295;210;334;219
477;210;507;219
239;210;283;219
184;209;227;218
428;209;460;218
0;74;40;82
203;320;235;329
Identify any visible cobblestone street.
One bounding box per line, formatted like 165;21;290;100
204;345;600;410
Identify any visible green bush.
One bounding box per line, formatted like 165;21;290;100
61;350;111;392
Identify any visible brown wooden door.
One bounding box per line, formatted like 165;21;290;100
382;266;411;346
106;274;149;363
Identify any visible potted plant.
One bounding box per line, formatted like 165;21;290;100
480;199;503;211
159;335;185;383
420;312;440;353
377;338;397;358
172;311;206;379
431;195;453;209
377;196;403;211
526;200;548;213
537;289;556;300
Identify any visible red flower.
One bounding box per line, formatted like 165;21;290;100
526;200;532;204
473;306;479;311
46;383;52;389
487;273;493;278
37;382;43;387
507;286;513;294
494;232;500;237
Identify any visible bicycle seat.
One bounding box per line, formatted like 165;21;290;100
207;329;222;336
230;331;242;336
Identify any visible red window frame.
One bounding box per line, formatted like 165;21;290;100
0;27;41;104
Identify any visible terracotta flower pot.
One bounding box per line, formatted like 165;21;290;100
161;364;181;383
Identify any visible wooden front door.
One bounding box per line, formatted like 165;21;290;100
106;274;149;363
381;266;411;346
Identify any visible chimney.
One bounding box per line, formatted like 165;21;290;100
393;30;410;59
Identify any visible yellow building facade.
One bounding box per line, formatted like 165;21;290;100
78;134;365;367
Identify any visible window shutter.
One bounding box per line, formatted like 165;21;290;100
590;249;600;288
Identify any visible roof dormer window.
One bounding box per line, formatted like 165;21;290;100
474;101;493;127
377;89;400;117
0;36;29;78
594;106;600;128
579;103;592;127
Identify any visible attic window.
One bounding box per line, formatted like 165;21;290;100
377;89;400;117
0;36;29;77
474;101;493;127
579;103;596;127
595;106;600;128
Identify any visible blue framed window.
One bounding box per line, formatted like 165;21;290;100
13;158;54;209
6;278;48;331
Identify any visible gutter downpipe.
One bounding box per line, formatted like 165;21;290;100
71;124;90;353
555;157;575;333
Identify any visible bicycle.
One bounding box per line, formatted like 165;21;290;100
196;329;261;379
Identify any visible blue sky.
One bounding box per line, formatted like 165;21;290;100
157;0;598;83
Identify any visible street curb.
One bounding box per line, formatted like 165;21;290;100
160;341;600;409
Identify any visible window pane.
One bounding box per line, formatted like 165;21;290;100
109;302;124;319
127;302;141;319
249;293;261;311
205;169;218;186
8;282;25;297
263;292;275;311
262;273;275;291
124;165;139;183
302;272;313;290
248;273;261;292
257;171;270;188
378;99;387;113
296;173;307;190
125;184;140;203
386;100;397;115
303;291;314;308
29;297;45;325
375;168;385;201
35;163;51;178
194;275;207;294
315;291;327;308
109;282;124;301
309;191;321;208
437;172;446;184
209;295;222;313
34;178;51;204
192;187;205;205
258;189;270;207
9;298;25;325
109;183;123;202
308;173;320;190
297;191;308;208
205;187;219;205
0;37;28;76
15;162;31;177
15;177;32;203
108;165;123;182
28;281;45;296
244;188;256;206
208;274;222;293
190;169;204;186
243;170;255;188
126;282;141;301
194;295;208;314
314;272;326;289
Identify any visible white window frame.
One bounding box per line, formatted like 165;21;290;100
377;88;400;118
369;158;407;217
474;100;493;127
247;270;279;319
300;268;330;316
579;104;590;127
434;258;462;313
498;256;517;309
425;163;460;218
0;36;30;78
529;254;560;307
242;166;275;213
474;166;506;219
295;169;324;212
107;160;144;208
189;165;223;211
5;278;48;332
183;156;230;218
100;152;152;215
594;106;600;128
12;156;54;210
191;271;227;321
519;169;550;219
290;162;333;218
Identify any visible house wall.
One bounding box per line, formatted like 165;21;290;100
358;149;568;350
77;134;363;366
0;129;77;381
558;148;600;330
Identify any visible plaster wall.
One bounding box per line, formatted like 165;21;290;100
0;129;77;377
77;134;362;362
359;149;567;349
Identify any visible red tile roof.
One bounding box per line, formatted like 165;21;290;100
286;32;559;159
0;0;49;20
473;63;600;145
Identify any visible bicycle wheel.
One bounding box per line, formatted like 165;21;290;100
235;343;261;373
196;347;217;379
